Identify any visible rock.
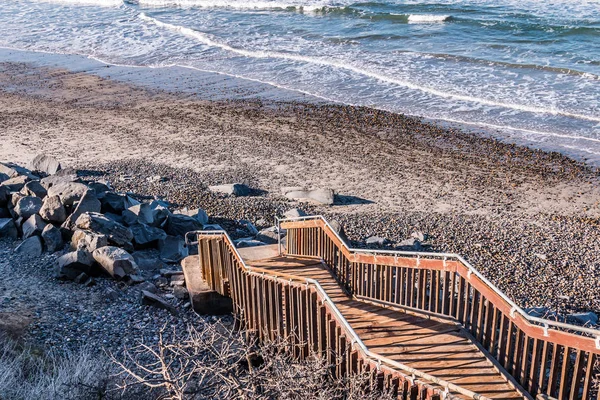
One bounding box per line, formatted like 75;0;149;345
411;231;428;242
173;285;188;299
209;183;251;197
28;154;62;176
161;269;183;278
0;162;32;179
235;238;266;248
165;214;202;238
148;200;171;228
122;203;154;226
0;173;8;184
0;186;9;207
92;246;138;279
127;274;146;284
146;175;167;183
14;196;43;220
1;175;30;192
283;208;307;219
534;253;548;261
39;195;67;223
47;182;89;207
15;236;43;258
255;227;280;244
239;220;258;236
525;307;550;318
202;224;223;231
136;281;158;294
159;235;188;263
140;290;177;315
21;181;47;199
329;220;342;234
175;208;208;225
0;208;10;219
40;174;79;190
41;224;63;252
105;288;120;301
56;249;98;279
281;186;305;195
62;190;101;230
71;229;108;252
74;272;90;284
0;218;18;239
75;212;133;247
130;223;167;248
284;188;335;205
86;181;111;197
22;214;47;239
100;192;138;214
567;312;598;326
366;236;388;246
132;249;166;271
397;238;422;251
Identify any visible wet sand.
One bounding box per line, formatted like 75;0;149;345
1;61;600;316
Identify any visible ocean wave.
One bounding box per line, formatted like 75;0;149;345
407;14;451;23
135;0;335;11
29;0;123;6
139;13;600;123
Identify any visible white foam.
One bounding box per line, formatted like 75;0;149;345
407;14;450;23
28;0;123;6
137;0;330;10
140;13;600;123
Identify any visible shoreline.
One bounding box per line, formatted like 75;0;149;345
1;58;600;317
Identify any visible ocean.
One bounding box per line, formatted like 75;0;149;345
1;0;599;163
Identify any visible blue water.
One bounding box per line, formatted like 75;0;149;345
1;0;599;162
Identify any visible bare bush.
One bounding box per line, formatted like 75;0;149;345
112;321;394;400
0;335;111;400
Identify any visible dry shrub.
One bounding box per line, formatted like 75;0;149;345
112;321;394;400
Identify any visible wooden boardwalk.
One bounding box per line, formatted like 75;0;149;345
246;255;524;399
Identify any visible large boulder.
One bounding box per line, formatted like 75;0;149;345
13;196;43;220
47;182;89;207
165;214;202;238
284;188;335;205
175;208;208;225
159;235;188;263
56;249;97;280
87;181;111;197
41;224;63;252
14;236;43;258
208;183;250;197
1;176;30;192
0;219;18;239
149;200;171;228
28;154;62;176
0;162;33;179
40;174;79;190
71;229;108;252
122;203;154;226
39;195;67;223
255;226;280;244
100;192;139;214
130;223;167;249
92;246;138;279
21;181;47;199
567;312;599;326
132;249;167;271
62;190;101;230
283;208;307;219
75;212;133;247
22;214;47;239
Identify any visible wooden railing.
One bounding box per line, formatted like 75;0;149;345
189;230;496;400
280;216;600;400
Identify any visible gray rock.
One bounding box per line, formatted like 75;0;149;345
14;196;43;220
100;192;138;214
281;186;305;195
567;312;598;326
329;220;342;234
175;208;208;225
235;238;266;248
411;231;428;242
15;236;43;258
40;174;79;190
122;203;154;226
47;182;89;207
0;208;10;219
255;226;280;244
0;172;8;184
239;219;258;236
202;224;223;231
74;272;90;284
75;212;133;247
140;290;177;315
0;163;32;179
22;214;47;239
130;223;167;248
71;229;108;252
165;214;202;237
92;246;138;279
0;218;18;239
283;208;307;219
149;200;171;228
209;183;251;197
39;195;67;223
0;186;9;207
132;249;166;271
62;190;101;230
1;175;30;192
41;224;63;252
284;188;335;205
136;281;158;294
173;285;189;300
398;238;422;251
525;307;552;319
159;235;188;263
56;249;97;279
87;181;111;197
21;181;47;199
28;154;62;176
366;236;388;246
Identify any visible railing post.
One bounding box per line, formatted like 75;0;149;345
276;216;282;256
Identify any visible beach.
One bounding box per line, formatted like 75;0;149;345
1;59;599;317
